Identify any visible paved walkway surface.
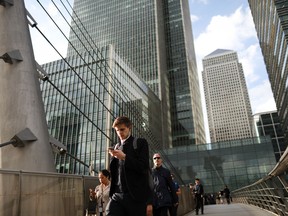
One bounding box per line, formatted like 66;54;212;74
183;203;277;216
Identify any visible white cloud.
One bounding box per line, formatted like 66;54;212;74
239;43;262;84
195;6;256;66
191;0;209;4
191;14;199;23
249;80;276;114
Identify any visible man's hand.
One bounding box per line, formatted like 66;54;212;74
108;149;126;160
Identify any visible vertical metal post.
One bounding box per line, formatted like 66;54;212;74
105;44;114;169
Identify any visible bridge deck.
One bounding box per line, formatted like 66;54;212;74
183;203;276;216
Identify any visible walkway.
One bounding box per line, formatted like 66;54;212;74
183;203;276;216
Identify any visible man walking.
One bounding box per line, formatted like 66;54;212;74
169;173;181;216
106;116;152;216
152;153;178;216
193;178;204;215
223;185;231;204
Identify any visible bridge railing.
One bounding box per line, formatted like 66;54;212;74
232;147;288;216
0;169;194;216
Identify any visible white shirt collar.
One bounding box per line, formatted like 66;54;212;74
121;134;131;144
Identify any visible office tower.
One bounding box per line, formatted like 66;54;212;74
67;0;206;147
202;49;254;142
253;111;287;162
248;0;288;144
41;45;164;173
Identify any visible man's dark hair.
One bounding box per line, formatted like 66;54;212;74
112;116;132;128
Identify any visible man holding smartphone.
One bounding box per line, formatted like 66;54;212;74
106;116;152;216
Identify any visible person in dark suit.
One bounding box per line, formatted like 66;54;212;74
193;178;204;215
106;116;152;216
169;173;181;216
223;185;231;204
152;153;179;216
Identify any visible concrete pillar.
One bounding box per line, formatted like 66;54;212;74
0;0;55;172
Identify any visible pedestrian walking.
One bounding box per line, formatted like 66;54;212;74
223;185;231;204
106;116;152;216
152;153;178;216
193;178;204;215
169;173;181;216
88;169;111;216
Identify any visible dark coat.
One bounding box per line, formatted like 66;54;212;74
152;165;178;209
109;136;151;202
223;187;230;198
193;184;204;199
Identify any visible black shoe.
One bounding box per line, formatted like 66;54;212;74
196;212;198;215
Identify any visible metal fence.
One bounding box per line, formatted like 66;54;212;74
0;169;194;216
232;147;288;216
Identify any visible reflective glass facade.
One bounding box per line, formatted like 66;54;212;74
40;45;165;174
163;0;205;146
248;0;288;144
67;0;206;147
253;111;287;161
165;136;276;194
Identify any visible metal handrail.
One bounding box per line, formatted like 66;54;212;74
232;148;288;216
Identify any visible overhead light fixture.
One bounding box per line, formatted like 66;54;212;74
0;50;23;64
0;0;14;7
0;128;37;148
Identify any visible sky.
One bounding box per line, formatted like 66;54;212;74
24;0;277;141
25;0;72;63
188;0;276;114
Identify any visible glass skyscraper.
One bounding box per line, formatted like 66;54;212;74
41;45;165;174
67;0;206;147
253;111;287;162
248;0;288;144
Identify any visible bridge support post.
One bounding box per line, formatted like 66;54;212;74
0;0;55;172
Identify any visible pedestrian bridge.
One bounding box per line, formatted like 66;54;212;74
1;166;281;216
0;143;288;215
184;203;276;216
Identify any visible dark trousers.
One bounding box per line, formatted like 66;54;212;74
106;193;146;216
169;204;178;216
153;206;169;216
195;196;204;214
225;196;230;204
